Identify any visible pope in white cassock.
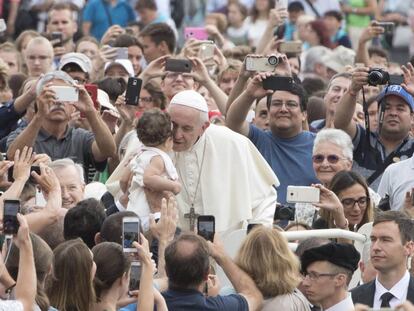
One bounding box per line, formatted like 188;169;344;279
106;90;279;233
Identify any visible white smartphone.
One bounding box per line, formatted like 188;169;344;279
275;0;288;9
245;56;278;72
116;47;129;59
50;85;79;102
286;186;320;203
199;41;215;60
122;216;141;253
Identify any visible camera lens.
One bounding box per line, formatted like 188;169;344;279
368;71;383;86
268;55;279;66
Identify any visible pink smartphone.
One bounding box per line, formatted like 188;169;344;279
184;27;209;40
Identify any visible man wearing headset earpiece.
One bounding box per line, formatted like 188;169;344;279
334;64;414;191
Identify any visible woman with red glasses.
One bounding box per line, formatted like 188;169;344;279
295;128;379;231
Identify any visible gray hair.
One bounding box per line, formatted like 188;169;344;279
313;129;353;161
49;158;85;184
304;46;331;73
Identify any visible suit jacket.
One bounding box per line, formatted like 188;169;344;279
351;275;414;306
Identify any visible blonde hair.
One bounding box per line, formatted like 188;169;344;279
235;227;301;298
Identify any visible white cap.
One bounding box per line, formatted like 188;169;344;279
104;59;134;77
170;90;208;112
98;89;120;118
84;182;108;200
59;52;92;74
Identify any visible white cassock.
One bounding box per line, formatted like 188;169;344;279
174;124;278;232
105;125;279;233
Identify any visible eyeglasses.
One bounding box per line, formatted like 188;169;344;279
271;101;299;110
341;196;369;208
164;72;193;80
312;154;348;164
302;271;338;281
139;96;153;103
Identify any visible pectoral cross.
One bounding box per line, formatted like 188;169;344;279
184;206;199;231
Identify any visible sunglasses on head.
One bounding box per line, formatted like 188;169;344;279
312;154;347;164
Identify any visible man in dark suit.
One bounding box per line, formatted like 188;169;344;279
351;211;414;307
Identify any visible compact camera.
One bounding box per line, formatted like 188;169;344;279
368;68;390;86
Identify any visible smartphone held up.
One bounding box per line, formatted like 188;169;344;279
122;216;141;252
3;199;20;235
197;215;215;242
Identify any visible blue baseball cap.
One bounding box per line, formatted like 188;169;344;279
376;85;414;111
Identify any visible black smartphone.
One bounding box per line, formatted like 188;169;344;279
51;32;63;47
165;59;192;73
246;223;262;235
8;166;41;184
122;216;141;253
129;262;142;291
125;77;142;106
197;215;215;242
262;76;294;91
3;199;20;235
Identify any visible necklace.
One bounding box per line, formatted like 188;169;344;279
178;138;207;231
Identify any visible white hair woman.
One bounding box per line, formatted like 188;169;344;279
295;128;379;228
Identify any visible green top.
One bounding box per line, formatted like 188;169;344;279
347;0;372;28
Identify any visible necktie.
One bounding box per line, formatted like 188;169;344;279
380;292;395;307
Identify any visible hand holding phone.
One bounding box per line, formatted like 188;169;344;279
197;215;215;242
3;200;21;235
123;217;141;252
125;78;142;106
286;186;320;203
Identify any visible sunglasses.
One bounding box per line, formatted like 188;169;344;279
312;154;348;164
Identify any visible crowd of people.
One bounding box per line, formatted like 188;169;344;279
0;0;413;310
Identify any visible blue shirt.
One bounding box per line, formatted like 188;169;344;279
83;0;136;40
162;288;248;311
249;125;318;204
119;303;137;311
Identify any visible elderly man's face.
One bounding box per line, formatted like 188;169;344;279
169;105;209;152
53;165;85;209
324;77;350;115
25;42;53;77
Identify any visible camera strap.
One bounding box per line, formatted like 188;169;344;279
362;87;371;149
102;0;113;26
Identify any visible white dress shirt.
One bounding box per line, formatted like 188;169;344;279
325;293;354;311
373;270;410;309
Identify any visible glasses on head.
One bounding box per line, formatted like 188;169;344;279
341;196;369;209
139;96;153;103
312;154;347;164
302;271;338;281
271;101;300;110
164;72;193;80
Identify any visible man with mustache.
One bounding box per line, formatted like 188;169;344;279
334;64;414;191
6;71;116;181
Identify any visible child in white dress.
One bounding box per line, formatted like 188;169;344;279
127;109;181;230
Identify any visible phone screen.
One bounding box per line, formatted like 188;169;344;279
198;218;215;242
123;221;140;250
3;200;20;235
129;263;142;290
